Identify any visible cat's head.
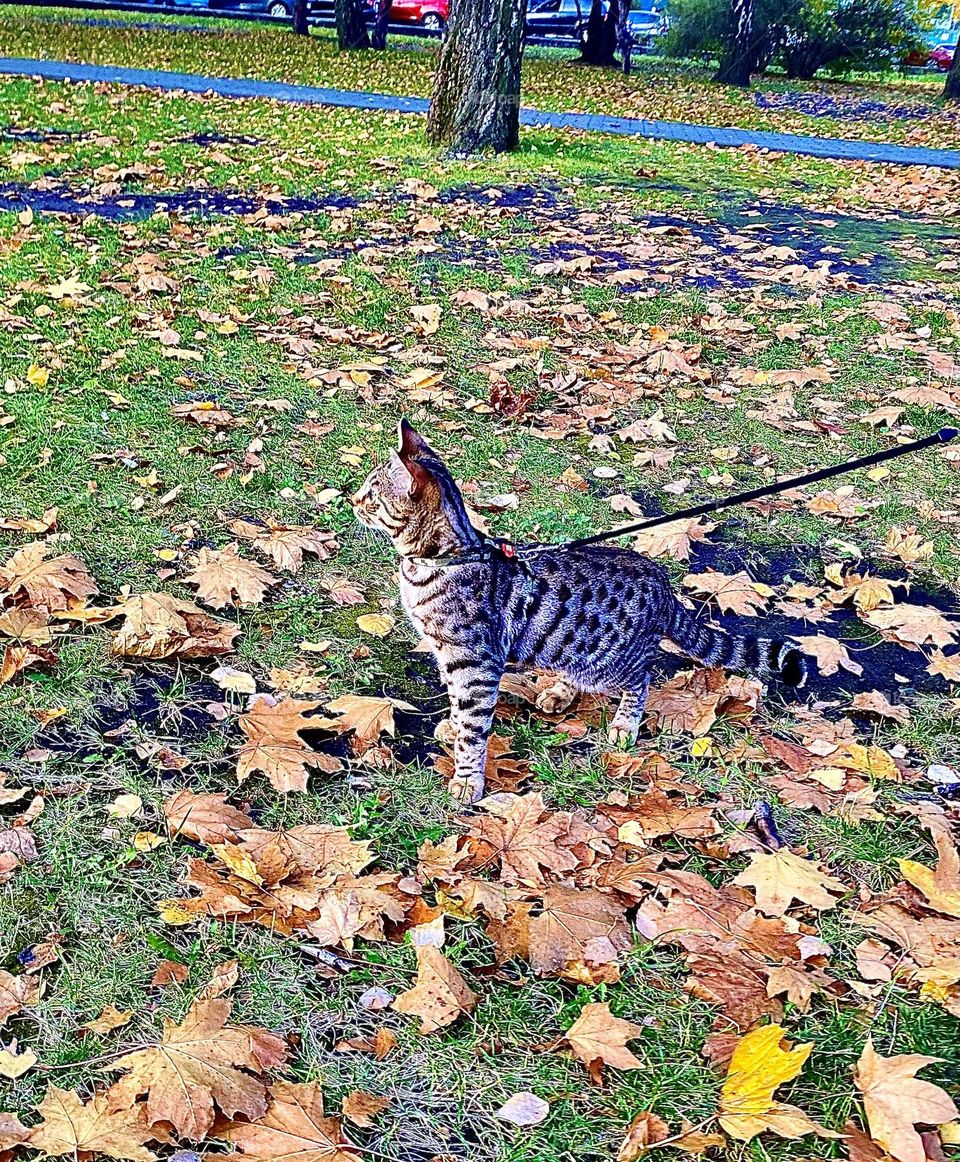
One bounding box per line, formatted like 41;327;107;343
351;420;477;556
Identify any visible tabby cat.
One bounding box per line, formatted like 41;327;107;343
352;420;808;803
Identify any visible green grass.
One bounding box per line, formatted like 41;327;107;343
1;64;959;1162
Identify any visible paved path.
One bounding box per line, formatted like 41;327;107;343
2;57;958;169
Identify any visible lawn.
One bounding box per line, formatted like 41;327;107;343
1;4;959;148
1;48;960;1162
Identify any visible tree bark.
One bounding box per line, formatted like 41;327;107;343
945;44;960;101
580;0;619;66
713;0;755;86
617;0;633;75
426;0;526;155
371;0;390;49
292;0;309;36
334;0;370;49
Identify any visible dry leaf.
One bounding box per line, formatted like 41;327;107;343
863;606;957;649
617;1111;670;1161
0;971;40;1026
229;518;337;573
854;1039;959;1162
468;792;577;888
355;613;394;638
734;849;846;916
164;790;253;845
392;946;477;1034
682;571;773;616
563;1002;644;1080
0;1042;37;1079
792;635;863;677
30;1086;156;1162
236;698;340;793
81;1004;133;1035
219;1080;358;1162
0;541;98;612
323;694;416;748
496;1092;550;1127
900;832;960;919
108;997;288;1139
633;517;715;561
341;1090;389;1128
183;544;276;609
111;593;239;659
199;959;240;1000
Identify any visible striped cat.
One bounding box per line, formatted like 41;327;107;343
352;420;808;803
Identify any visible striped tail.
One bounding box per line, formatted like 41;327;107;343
668;598;808;688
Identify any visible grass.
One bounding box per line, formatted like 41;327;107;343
1;52;959;1162
0;2;958;148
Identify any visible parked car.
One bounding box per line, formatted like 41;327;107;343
525;0;666;42
931;43;956;70
387;0;448;29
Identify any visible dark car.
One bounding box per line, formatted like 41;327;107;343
931;43;956;70
525;0;666;42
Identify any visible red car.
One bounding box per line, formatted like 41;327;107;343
388;0;448;30
930;43;956;70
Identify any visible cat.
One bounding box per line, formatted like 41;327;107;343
352;419;809;803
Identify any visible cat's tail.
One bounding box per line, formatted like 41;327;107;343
667;598;809;688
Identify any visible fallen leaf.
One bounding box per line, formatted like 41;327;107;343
323;694;416;749
854;1039;959;1162
0;541;97;612
164;790;253;845
863;606;957;649
341;1090;389;1127
563;1002;644;1080
111;593;239;659
633;517;715;561
218;1080;358;1162
0;1041;37;1079
682;571;773;616
0;972;39;1026
496;1092;550;1128
236;698;340;793
468;792;577;888
900;832;960;919
183;544;276;609
617;1111;670;1161
229;518;337;573
792;635;864;677
355;613;394;638
392;946;477;1034
734;849;846;916
30;1086;156;1162
108;997;288;1139
81;1005;133;1035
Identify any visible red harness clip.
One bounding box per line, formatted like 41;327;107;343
499;541;516;559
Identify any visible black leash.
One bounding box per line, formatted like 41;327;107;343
564;426;959;551
407;427;958;568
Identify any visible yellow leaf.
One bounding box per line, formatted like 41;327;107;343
719;1025;823;1141
690;737;715;758
106;794;143;819
26;363;50;388
132;831;165;852
356;614;395;638
158;900;197;925
0;1042;38;1078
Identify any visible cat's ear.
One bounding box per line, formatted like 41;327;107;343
397;418;433;463
387;449;431;497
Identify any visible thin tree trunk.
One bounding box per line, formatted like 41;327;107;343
618;0;632;75
713;0;754;86
371;0;390;49
426;0;526;155
292;0;309;36
334;0;370;49
945;44;960;101
580;0;619;66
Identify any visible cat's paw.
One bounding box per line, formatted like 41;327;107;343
448;774;485;805
434;717;457;745
535;683;577;716
607;723;640;748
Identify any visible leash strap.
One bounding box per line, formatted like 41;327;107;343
562;426;959;552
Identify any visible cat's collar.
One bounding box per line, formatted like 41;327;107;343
402;538;520;568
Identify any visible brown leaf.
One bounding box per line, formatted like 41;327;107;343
467;792;578;888
170;400;241;428
528;886;631;977
682;570;773;616
0;642;55;687
854;1039;959;1162
183;544;277;609
899;832;960;919
646;668;758;737
632;516;715;561
111;593;239;659
863;605;957;650
685;950;782;1030
219;1080;359;1162
392;946;477;1034
617;1112;670;1162
0;971;41;1027
30;1086;156;1162
0;507;57;534
81;1004;133;1035
236;698;339;793
847;691;910;726
200;959;240;1000
0;1111;30;1155
322;694;416;749
341;1090;389;1127
229;518;337;573
563;1002;644;1080
792;635;864;677
617;787;719;841
733;849;847;916
164;790;254;845
0;541;97;612
108;997;288;1139
150;961;189;988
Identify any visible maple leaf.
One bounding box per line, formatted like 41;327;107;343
617;1112;670;1162
0;607;53;644
30;1085;157;1162
170;400;241;428
682;570;773;616
0;971;40;1027
111;593;239;659
854;1040;959;1162
528;886;631;977
927;650;960;683
468;792;578;888
632;516;715;561
164;790;254;845
617;788;719;842
322;694;416;748
765;963;835;1014
229;518;338;573
0;507;57;534
0;1111;29;1155
82;1004;133;1035
900;831;960;919
218;1080;359;1162
718;1025;828;1141
848;690;910;726
108;997;288;1140
733;849;846;916
0;541;98;612
792;635;864;677
0;642;55;687
183;544;277;609
341;1090;389;1128
685;950;782;1031
237;698;340;793
563;1002;644;1081
646;668;758;737
863;605;957;649
392;946;477;1034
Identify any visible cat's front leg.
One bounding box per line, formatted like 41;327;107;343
608;676;652;747
441;657;503;804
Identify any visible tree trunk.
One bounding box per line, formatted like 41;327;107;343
371;0;390;49
580;0;619;66
426;0;526;155
945;44;960;101
292;0;309;36
334;0;370;49
713;0;754;86
617;0;632;75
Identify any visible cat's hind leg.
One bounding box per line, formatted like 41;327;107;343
607;676;651;747
535;674;579;716
443;661;503;805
